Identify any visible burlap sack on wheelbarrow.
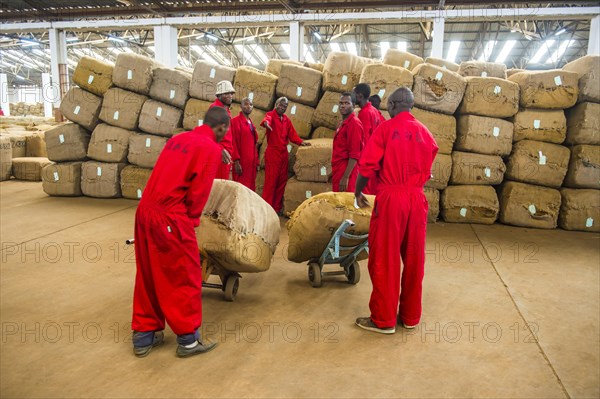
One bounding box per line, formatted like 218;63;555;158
323;52;373;93
112;53;156;96
411;107;456;154
359;63;413;110
120;165;152;200
72;56;114;96
499;181;561;229
441;185;499;225
412;63;466;115
458;76;519;118
59;87;102;131
562;55;600;103
99;88;148;131
138;99;183;137
512;109;566;144
42;162;83;197
508;70;579;109
283;177;332;215
276;64;322;107
189;60;237;101
45;123;91;162
425;57;459;72
456;115;513;156
558;188;600;232
196;180;280;273
149;67;191;109
265;59;303;77
127;133;168;168
382;49;423;71
565;102;600;145
458;61;507;79
286;192;375;263
233;66;278;111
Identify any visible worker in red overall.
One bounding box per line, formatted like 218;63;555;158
231;97;259;190
332;92;364;193
210;80;237;180
354;83;386;195
131;107;230;358
261;97;310;214
354;87;438;335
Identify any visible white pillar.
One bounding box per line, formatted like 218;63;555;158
289;21;304;62
154;25;178;67
42;73;53;118
431;16;445;59
49;28;67;108
588;15;600;55
0;74;10;116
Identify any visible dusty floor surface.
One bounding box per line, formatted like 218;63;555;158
1;181;598;398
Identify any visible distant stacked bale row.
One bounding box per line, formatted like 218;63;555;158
9;103;44;117
0;122;52;182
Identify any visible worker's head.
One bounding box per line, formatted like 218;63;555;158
241;97;254;116
353;83;371;106
215;80;235;105
387;87;414;118
204;107;231;142
275;97;289;116
368;94;382;110
339;92;356;117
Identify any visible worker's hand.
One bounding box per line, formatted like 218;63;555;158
355;192;370;208
264;122;272;131
222;149;232;164
300;141;311;146
339;176;349;192
234;160;243;176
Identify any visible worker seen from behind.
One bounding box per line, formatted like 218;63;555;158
231;97;259;190
210;80;238;180
332;92;364;193
368;94;382;110
354;87;438;335
131;107;230;358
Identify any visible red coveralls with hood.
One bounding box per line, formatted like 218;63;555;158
231;111;259;190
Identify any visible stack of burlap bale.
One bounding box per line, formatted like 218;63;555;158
9;103;44;117
442;61;518;225
1;121;53;182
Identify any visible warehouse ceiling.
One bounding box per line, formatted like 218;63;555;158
0;1;597;87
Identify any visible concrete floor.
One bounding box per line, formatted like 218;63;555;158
1;180;598;399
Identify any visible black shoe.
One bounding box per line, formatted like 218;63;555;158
176;340;218;358
133;331;164;358
355;317;395;334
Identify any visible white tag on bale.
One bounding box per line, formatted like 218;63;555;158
528;204;537;215
53;171;59;181
305;190;312;199
403;60;410;69
287;144;292;153
533;119;541;129
291;105;297;115
156;107;163;117
137;189;142;199
145;138;151;148
586;217;594;228
554;76;562;86
493;85;502;95
320;166;327;176
341;75;348;85
106;143;112;153
460;208;467;217
59;134;65;144
198;119;203;126
538;150;547;165
332;105;339;113
378;89;386;98
169;89;176;99
481;71;488;77
127;70;133;80
484;167;491;178
209;68;216;79
97;167;102;177
113;111;120;120
435;72;443;81
248;92;254;101
73;105;81;115
296;87;302;97
87;75;94;84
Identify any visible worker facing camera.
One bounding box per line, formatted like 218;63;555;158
332;92;364;193
231;97;260;190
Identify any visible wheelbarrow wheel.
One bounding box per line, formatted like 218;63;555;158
347;261;361;285
308;262;322;288
224;275;240;301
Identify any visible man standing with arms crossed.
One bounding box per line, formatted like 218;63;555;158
210;80;238;180
354;87;438;335
231;97;259;190
332;92;364;193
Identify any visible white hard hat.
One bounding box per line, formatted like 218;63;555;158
215;80;235;95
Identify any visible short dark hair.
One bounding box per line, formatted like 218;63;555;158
369;94;381;102
354;83;371;98
340;92;356;105
204;107;230;128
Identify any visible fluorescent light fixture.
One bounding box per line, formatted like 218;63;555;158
204;32;219;42
108;36;125;44
445;40;461;63
330;42;341;52
529;40;556;64
313;31;322;41
380;42;390;58
16;75;25;80
554;28;566;36
494;40;516;64
251;44;269;64
346;42;358;56
281;44;291;56
305;51;316;63
547;40;573;64
478;40;496;62
397;41;407;52
66;36;79;42
20;39;39;47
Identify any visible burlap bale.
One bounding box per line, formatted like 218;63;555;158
112;53;155;95
382;49;424;71
558;188;600;232
505;140;570;188
424;187;440;223
458;77;519;118
138;100;182;137
229;103;267;144
304;61;325;73
189;60;237;101
288;143;299;175
499;181;561;229
323;52;373;93
284;102;315;139
512;109;567;144
25;133;47;157
0;136;13;181
458;61;507;79
259;142;267;169
562;55;600;103
565;102;600;145
265;59;303;77
99;88;148;131
276;64;322;107
128;133;167;168
311;91;342;130
456;115;513;156
411;107;456;155
412;63;467;115
255;169;265;196
286;192;375;262
508;70;579;109
284;177;332;215
196;179;280;273
8;134;27;158
425;57;460;72
450;151;506;185
564;144;600;189
233;66;278;111
45;123;90;162
149;67;191;109
81;161;126;198
441;185;499;224
359;64;413;110
41;162;83;197
87;124;132;163
12;157;53;181
293;138;333;182
120;165;152;200
425;153;452;190
72;56;114;96
182;98;212;131
311;126;335;139
59;87;102;131
507;68;525;78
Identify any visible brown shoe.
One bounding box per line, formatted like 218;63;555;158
355;317;395;334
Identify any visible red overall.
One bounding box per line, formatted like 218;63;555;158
231;112;259;191
261;110;303;213
210;99;236;180
132;125;221;335
358;102;386;195
332;113;364;193
358;111;438;328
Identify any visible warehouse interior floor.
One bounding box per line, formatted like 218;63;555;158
1;180;598;398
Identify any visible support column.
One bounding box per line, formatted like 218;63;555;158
0;74;9;116
431;16;445;59
49;28;68;119
289;21;304;62
42;73;53;118
588;15;600;55
154;25;178;68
